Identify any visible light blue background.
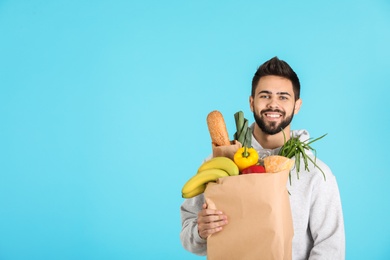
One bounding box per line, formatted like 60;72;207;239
1;1;389;259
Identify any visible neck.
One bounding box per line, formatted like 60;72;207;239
253;125;291;149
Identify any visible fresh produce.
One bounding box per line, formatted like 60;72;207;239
264;155;294;173
207;110;231;146
232;110;260;172
233;147;259;171
181;157;239;198
182;169;229;198
197;157;239;176
182;184;207;199
233;111;252;147
278;132;327;180
241;164;266;174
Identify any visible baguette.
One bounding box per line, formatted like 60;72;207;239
206;110;231;146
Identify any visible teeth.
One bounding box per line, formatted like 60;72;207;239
266;114;280;118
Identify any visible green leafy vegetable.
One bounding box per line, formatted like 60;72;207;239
233;111;252;148
279;131;327;182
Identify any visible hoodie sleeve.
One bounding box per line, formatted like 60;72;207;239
308;164;346;259
180;194;207;255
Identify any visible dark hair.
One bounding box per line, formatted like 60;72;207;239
251;57;300;100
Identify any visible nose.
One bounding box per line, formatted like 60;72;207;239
266;97;279;109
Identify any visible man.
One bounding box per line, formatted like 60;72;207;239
180;57;345;259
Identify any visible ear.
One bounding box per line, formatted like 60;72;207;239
294;98;302;115
249;96;254;112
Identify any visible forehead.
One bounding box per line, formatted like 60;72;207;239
255;75;294;94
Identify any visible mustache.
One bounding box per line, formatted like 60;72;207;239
261;109;285;115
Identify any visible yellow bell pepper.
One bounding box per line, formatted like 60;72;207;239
233;147;259;171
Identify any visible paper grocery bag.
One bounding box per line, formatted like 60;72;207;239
204;170;293;260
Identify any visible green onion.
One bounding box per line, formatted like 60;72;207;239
279;131;327;182
233;111;252;148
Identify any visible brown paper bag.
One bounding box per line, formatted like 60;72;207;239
211;140;242;161
204;170;293;260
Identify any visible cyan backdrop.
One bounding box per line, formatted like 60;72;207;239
1;1;389;259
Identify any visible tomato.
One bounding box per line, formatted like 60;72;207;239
241;165;266;174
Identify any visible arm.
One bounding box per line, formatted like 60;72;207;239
180;194;207;255
308;167;345;259
180;194;228;256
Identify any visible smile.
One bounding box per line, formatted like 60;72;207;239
264;113;281;118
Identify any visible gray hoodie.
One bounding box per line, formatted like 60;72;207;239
180;129;345;260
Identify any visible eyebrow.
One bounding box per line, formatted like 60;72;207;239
258;90;292;96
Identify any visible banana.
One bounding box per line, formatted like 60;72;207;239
197;157;239;176
181;168;229;196
182;184;206;199
181;157;239;199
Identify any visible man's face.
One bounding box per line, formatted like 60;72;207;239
250;75;302;135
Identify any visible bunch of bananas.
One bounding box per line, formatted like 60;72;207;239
181;157;239;198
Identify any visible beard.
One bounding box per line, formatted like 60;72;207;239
253;108;295;135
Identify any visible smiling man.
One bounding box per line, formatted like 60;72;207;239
251;74;302;149
180;57;345;259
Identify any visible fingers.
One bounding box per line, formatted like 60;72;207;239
197;208;228;240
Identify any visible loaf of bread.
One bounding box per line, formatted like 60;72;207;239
207;110;231;146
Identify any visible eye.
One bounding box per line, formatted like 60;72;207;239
259;94;270;99
279;96;289;100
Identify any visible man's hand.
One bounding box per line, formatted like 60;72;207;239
197;203;228;240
